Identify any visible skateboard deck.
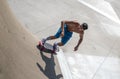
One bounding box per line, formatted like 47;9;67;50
38;41;58;54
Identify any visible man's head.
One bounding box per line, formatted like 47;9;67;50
81;23;88;30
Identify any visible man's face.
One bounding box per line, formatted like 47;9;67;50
80;24;83;29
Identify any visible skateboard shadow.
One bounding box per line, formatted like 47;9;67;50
37;45;53;54
36;45;63;79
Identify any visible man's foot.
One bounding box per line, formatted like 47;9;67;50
41;38;46;45
53;42;58;54
38;41;45;51
39;41;42;46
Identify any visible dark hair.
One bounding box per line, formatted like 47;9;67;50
82;23;88;30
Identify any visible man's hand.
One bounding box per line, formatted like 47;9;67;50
74;46;78;51
74;33;84;51
61;32;64;37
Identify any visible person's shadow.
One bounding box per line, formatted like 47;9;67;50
36;45;63;79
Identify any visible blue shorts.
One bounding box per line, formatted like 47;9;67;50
54;24;73;45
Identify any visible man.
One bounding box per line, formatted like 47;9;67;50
41;20;88;52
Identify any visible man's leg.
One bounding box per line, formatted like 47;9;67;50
53;42;63;53
46;36;57;40
42;27;62;45
42;36;58;45
57;42;64;46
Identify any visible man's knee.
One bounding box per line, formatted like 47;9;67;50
49;36;57;39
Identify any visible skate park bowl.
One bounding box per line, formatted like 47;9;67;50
1;0;120;79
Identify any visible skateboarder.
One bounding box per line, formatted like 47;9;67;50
41;20;88;52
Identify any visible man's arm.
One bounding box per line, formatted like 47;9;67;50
61;20;79;37
61;21;65;34
61;20;73;30
61;20;73;37
61;21;65;37
74;32;84;51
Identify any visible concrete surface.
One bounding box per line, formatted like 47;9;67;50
6;0;120;79
0;0;62;79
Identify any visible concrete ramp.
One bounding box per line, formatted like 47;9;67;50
0;0;62;79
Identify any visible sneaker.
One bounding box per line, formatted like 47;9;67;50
53;42;58;52
41;38;46;45
38;41;44;51
39;41;42;46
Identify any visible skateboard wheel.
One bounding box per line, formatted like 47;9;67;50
39;41;41;46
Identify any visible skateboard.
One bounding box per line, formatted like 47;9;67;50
38;41;59;54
